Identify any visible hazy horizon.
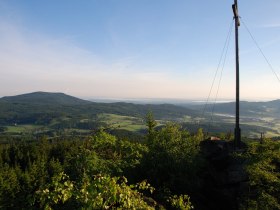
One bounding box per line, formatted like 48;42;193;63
1;90;278;104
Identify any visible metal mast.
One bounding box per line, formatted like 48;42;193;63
232;0;241;148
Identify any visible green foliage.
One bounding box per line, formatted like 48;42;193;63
146;111;157;143
0;134;152;209
0;164;21;208
36;172;156;210
64;131;148;180
168;195;193;210
37;172;74;209
76;174;155;209
242;139;280;210
0;120;197;210
141;122;203;200
3;106;280;210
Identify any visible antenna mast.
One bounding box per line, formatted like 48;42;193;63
232;0;241;148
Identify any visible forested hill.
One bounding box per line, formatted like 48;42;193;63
0;92;198;125
0;91;91;105
2;92;280;137
184;100;280;118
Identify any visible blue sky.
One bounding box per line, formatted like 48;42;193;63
0;0;280;100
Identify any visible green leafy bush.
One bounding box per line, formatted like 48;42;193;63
242;139;280;210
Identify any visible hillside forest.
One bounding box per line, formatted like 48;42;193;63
0;92;280;209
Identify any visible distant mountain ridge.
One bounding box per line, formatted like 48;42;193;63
0;92;198;125
185;99;280;118
1;92;280;137
1;91;91;105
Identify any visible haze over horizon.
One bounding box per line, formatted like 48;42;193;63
1;0;280;100
1;91;278;104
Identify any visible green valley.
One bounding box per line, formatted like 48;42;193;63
1;92;280;139
0;92;280;210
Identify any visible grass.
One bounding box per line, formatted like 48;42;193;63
98;114;146;132
6;124;42;133
2;113;280;139
57;114;280;137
